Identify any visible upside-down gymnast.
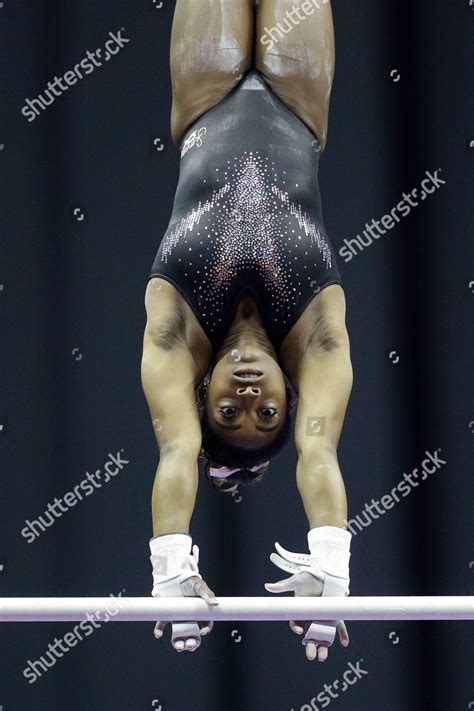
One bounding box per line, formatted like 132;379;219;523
141;0;353;661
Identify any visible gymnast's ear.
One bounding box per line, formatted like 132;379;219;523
285;383;297;412
196;377;210;415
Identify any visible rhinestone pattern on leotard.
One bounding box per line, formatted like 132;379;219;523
160;151;333;335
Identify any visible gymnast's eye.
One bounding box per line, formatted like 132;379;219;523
219;406;237;419
260;407;277;419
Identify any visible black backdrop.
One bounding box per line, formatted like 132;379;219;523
1;1;472;710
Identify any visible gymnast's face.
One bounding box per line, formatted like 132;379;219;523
206;349;287;449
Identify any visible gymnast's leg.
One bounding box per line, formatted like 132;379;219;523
170;0;255;146
255;0;335;150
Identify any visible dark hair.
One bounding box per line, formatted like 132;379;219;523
197;379;296;494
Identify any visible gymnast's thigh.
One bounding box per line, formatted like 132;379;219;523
255;0;335;150
170;0;254;145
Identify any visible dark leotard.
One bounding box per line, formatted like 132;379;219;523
148;69;342;351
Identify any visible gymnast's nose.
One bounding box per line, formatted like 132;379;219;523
236;386;261;397
239;354;257;363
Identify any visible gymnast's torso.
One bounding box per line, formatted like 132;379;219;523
148;68;342;354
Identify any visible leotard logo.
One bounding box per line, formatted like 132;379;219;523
180;126;207;158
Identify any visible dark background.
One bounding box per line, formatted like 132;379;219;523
1;1;472;709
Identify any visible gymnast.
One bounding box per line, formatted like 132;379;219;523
141;0;353;662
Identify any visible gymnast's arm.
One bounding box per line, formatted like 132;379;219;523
141;315;202;537
291;316;353;530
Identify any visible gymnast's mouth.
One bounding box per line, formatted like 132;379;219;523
233;368;263;381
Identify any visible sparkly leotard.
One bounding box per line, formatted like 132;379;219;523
148;69;342;351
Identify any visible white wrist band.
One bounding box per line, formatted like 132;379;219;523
149;533;202;596
307;526;351;578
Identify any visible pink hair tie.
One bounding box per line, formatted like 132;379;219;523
209;460;270;478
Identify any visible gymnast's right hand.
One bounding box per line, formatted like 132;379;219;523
149;532;219;652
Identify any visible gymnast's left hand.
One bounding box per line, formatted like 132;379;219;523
149;533;219;653
264;542;350;662
153;574;219;652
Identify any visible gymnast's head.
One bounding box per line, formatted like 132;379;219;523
197;344;295;493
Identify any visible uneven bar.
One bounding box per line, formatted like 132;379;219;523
0;597;473;622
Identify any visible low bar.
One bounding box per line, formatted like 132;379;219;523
0;597;473;622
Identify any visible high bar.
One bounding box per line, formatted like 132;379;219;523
0;597;473;622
